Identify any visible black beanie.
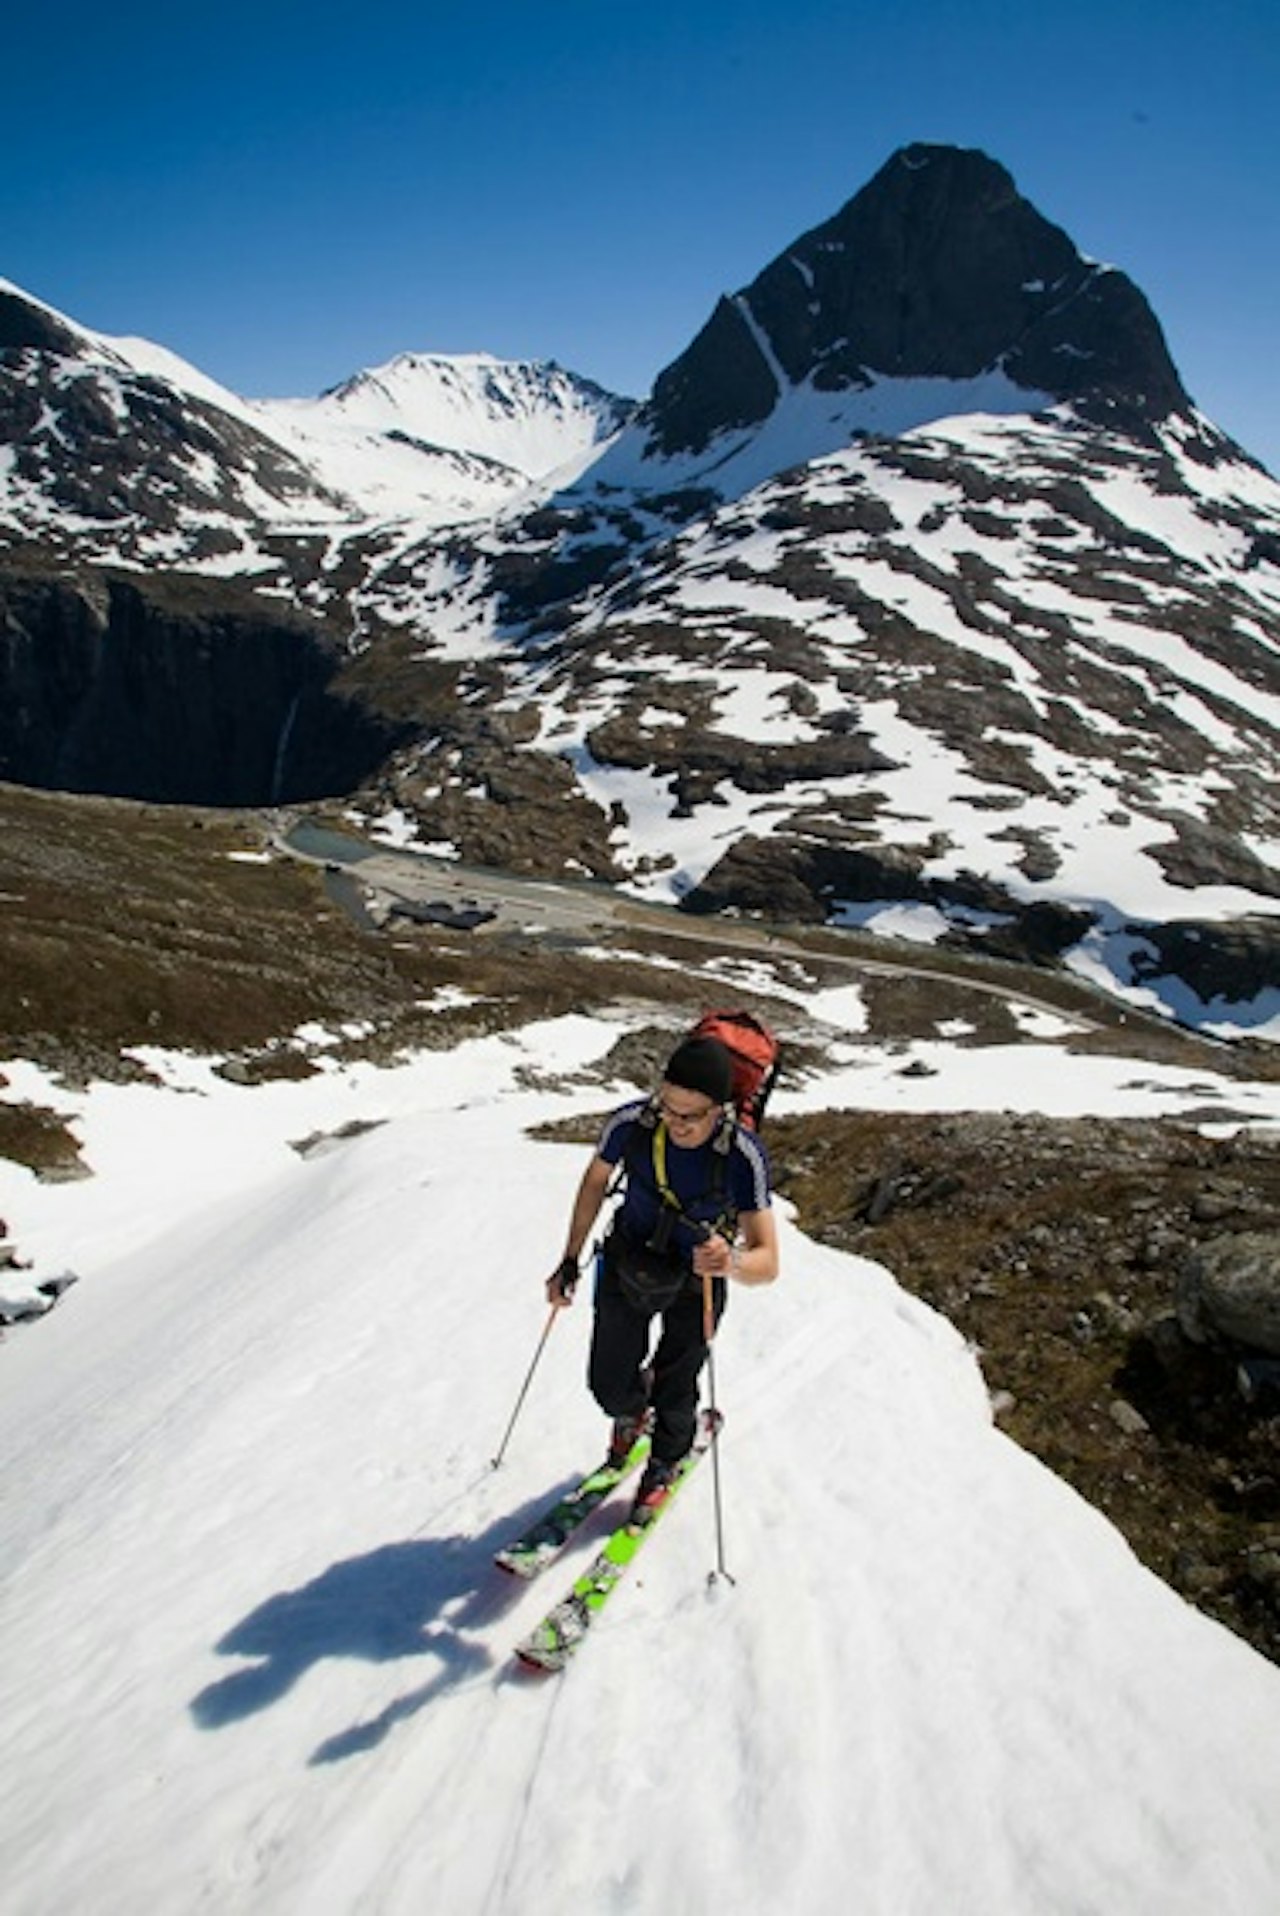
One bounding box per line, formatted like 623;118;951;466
664;1035;732;1105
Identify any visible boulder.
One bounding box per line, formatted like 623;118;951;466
1176;1233;1280;1357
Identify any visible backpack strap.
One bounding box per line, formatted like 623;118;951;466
650;1116;737;1243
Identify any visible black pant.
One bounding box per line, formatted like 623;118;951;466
588;1246;726;1466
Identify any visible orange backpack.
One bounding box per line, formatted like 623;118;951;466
687;1009;780;1131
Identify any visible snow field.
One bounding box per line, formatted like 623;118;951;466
2;1017;1280;1912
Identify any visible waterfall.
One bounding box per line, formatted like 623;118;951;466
269;692;301;804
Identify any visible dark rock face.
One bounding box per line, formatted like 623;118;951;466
647;295;787;456
1133;918;1280;1006
646;144;1190;456
682;832;1280;1002
0;287;82;355
585;712;895;812
0;571;404;806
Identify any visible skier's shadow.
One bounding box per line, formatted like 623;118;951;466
189;1483;574;1765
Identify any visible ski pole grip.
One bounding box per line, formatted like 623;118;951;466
555;1253;579;1301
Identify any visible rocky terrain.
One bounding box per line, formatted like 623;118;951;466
773;1102;1280;1663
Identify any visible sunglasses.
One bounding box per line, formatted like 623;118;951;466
657;1094;717;1128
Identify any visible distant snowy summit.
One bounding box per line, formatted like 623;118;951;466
277;352;632;473
254;352;635;520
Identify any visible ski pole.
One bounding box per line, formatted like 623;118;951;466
702;1270;736;1586
491;1303;560;1469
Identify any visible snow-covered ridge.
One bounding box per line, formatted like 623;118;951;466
0;276;273;435
3;1014;1280;1912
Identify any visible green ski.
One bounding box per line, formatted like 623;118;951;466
494;1431;650;1580
514;1410;722;1671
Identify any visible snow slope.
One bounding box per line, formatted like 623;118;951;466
4;1009;1280;1915
582;365;1056;505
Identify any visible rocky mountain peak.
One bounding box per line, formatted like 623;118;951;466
645;143;1190;457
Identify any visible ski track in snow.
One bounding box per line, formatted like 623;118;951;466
2;1017;1280;1913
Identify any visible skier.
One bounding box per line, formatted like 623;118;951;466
547;1033;778;1513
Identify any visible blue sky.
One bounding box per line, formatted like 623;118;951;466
6;0;1278;470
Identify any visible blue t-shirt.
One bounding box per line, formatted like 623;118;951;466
598;1098;772;1259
